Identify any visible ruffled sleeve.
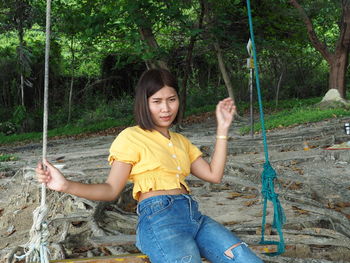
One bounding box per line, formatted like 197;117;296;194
188;140;202;163
108;129;140;166
177;133;202;163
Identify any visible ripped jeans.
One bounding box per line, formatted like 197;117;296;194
136;194;263;263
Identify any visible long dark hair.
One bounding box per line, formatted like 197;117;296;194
134;68;179;130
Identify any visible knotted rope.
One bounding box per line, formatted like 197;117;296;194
16;0;52;262
16;205;50;263
246;0;286;255
260;162;286;255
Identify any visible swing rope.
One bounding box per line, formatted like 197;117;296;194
16;0;52;262
246;0;286;256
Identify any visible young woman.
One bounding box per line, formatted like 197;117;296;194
36;69;263;263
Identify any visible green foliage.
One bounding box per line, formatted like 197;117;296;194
1;95;348;145
186;87;225;108
0;153;18;162
0;0;35;32
12;105;27;125
0;121;17;135
0;0;348;140
0;117;134;144
77;95;134;126
0;94;135;144
261;97;320;111
185;104;216;117
240;104;350;135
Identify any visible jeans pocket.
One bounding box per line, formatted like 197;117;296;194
147;198;173;219
135;225;142;252
190;198;201;221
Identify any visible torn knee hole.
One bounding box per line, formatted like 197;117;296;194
181;255;192;263
224;242;247;259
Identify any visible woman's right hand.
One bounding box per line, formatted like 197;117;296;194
36;159;69;192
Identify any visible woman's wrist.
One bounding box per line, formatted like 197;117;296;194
60;179;71;193
216;129;229;140
216;135;228;140
216;127;229;136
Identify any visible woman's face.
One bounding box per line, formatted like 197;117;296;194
148;85;179;132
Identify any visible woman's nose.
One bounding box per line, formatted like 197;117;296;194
161;102;170;112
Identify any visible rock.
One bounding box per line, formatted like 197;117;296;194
316;89;350;109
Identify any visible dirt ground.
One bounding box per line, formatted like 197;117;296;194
0;114;350;263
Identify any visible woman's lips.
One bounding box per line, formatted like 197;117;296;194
160;116;171;121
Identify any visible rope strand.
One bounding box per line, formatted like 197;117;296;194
246;0;286;256
17;1;52;262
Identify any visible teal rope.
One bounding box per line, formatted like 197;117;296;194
260;162;286;255
246;0;286;256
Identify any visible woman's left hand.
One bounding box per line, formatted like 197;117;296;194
216;97;236;129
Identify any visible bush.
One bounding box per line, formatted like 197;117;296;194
0;121;16;135
0;154;18;162
12;105;26;123
76;94;134;126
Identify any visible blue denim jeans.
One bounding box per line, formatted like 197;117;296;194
136;194;263;263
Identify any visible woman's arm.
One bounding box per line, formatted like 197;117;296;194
190;97;235;183
36;159;131;201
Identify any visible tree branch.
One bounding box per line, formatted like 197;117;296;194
289;0;332;63
177;0;205;126
336;0;350;54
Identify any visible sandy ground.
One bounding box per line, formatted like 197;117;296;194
0;115;350;262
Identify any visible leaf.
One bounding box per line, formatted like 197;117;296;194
335;202;350;208
6;225;16;236
223;221;240;226
292;205;309;215
242;194;258;199
227;192;243;199
291;166;304;175
288;181;303;190
244;200;259;207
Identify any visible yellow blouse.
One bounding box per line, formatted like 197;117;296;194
108;126;202;201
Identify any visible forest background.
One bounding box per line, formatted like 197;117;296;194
0;0;349;143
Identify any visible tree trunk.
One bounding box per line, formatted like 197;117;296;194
214;41;235;100
68;36;75;123
68;77;74;123
138;27;168;70
275;70;284;107
290;0;350;98
18;25;25;107
20;74;24;106
177;40;194;128
177;0;205;127
329;49;349;98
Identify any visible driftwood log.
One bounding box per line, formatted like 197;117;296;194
2;117;350;262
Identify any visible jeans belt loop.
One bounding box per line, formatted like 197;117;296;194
188;195;192;214
136;204;140;216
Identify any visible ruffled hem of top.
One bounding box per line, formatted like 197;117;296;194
108;155;134;166
132;173;190;201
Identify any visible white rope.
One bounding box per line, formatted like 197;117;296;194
16;0;52;262
15;205;50;263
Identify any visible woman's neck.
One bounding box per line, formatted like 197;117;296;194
155;127;170;139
